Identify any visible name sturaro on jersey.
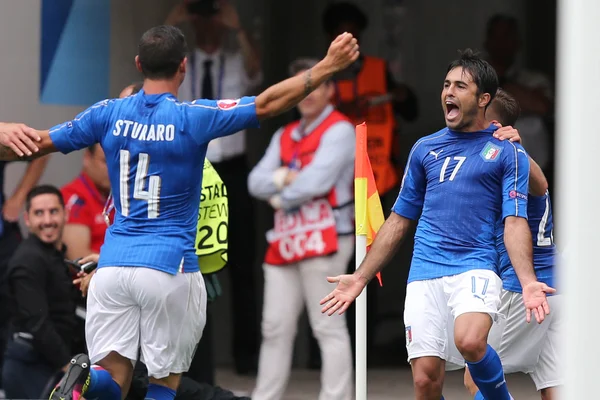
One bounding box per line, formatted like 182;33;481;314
112;120;176;142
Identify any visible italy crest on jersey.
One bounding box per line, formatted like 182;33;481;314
480;141;502;162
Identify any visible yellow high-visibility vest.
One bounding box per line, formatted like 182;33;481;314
195;159;228;274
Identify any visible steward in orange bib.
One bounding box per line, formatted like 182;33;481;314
248;58;355;400
323;1;419;196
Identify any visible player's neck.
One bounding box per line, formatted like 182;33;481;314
452;117;488;133
142;79;179;98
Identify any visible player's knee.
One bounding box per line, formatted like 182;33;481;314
454;333;487;362
411;359;443;396
412;371;443;396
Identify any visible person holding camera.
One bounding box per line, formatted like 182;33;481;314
1;185;77;399
165;0;261;377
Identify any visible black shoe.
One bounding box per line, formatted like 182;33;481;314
49;354;91;400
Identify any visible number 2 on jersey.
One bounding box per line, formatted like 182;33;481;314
119;150;161;218
439;156;466;182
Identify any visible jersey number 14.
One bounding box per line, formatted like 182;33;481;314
119;150;161;218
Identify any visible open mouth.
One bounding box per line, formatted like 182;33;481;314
445;101;460;119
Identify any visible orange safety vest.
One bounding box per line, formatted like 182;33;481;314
334;56;398;195
264;110;349;266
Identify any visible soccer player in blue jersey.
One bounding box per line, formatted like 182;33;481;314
0;25;359;400
460;89;562;400
320;49;555;400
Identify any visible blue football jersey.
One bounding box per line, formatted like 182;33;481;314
497;191;555;293
49;92;259;274
393;125;530;283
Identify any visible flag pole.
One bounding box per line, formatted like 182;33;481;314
355;234;368;400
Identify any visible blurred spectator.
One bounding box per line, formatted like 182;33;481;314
248;58;354;400
2;185;75;399
165;0;261;376
322;1;418;199
484;14;553;170
0;156;49;390
60;144;111;260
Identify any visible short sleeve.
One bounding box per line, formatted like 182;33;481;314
501;142;530;220
49;99;111;154
184;96;259;144
392;143;426;220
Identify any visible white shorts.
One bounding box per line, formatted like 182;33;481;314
445;291;563;391
86;267;207;379
404;269;502;363
489;291;562;390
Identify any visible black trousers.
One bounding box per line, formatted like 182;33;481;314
0;221;22;389
211;155;259;373
2;338;59;399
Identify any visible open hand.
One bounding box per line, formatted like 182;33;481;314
323;33;360;74
0;123;40;157
522;281;556;323
320;273;367;316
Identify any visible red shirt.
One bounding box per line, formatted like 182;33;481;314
61;173;113;253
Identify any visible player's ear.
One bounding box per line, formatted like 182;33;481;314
479;92;491;109
180;57;187;75
134;56;143;73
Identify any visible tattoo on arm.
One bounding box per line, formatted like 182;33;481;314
304;69;313;96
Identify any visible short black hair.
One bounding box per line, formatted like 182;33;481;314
138;25;188;79
322;2;368;36
447;48;499;105
25;185;64;211
486;14;519;39
489;88;521;126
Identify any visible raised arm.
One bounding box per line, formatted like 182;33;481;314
254;33;359;120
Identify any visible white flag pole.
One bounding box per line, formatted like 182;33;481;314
355;234;368;400
556;0;600;398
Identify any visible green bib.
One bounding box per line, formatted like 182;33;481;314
195;159;228;274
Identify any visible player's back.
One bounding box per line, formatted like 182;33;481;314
497;191;555;292
394;125;530;282
49;91;259;274
99;92;206;273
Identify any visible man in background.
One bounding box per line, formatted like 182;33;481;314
0;156;49;391
165;0;261;374
2;185;75;399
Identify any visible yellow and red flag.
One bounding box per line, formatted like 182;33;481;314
354;122;384;286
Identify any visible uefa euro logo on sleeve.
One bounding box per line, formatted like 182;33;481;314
480;141;502;162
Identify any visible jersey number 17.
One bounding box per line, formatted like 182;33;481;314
119;150;161;218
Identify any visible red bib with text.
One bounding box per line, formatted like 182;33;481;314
264;199;338;265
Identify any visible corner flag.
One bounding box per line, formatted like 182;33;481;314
354;122;384;286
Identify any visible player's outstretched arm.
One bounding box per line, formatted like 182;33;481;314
254;32;359;120
0;124;56;161
320;212;412;316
